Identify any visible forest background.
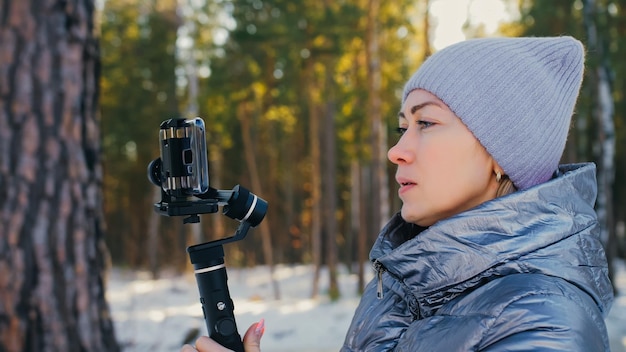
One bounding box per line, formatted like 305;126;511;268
100;0;626;297
1;0;626;351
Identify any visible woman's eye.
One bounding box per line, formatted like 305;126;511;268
396;127;408;135
417;120;434;129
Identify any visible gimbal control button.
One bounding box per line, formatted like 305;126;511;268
216;318;236;336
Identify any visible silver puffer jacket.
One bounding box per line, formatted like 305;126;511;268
342;163;614;351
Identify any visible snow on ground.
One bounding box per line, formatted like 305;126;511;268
108;263;370;352
108;260;626;352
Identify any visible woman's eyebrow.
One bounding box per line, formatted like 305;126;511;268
398;101;442;119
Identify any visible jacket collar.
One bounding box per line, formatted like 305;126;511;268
371;163;612;317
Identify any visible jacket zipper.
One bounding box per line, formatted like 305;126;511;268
373;260;386;299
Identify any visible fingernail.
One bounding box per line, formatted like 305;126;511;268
254;318;265;338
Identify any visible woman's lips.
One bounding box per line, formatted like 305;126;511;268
396;177;416;195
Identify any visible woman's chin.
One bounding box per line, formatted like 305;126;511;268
401;208;435;227
401;209;419;224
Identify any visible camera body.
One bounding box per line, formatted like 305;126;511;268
158;117;209;197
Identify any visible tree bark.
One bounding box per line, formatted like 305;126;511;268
237;102;280;300
422;0;432;59
322;68;340;300
305;57;323;299
352;161;369;294
148;186;162;279
366;0;389;233
0;1;119;351
582;0;617;292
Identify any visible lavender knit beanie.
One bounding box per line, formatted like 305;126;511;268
402;36;585;190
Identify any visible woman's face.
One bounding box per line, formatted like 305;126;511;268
388;89;500;227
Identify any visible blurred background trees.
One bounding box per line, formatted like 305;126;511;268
98;0;626;297
99;0;425;298
2;1;625;350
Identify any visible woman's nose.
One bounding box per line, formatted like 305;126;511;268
388;137;411;165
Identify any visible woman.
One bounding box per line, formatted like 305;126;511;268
182;36;614;352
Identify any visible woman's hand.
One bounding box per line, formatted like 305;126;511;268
181;319;265;352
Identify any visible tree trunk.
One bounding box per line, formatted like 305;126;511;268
323;69;340;301
178;0;204;270
366;0;389;233
306;57;323;299
422;0;432;59
348;161;359;273
0;1;119;351
237;102;280;300
352;161;369;294
583;0;617;291
207;140;226;242
148;186;162;279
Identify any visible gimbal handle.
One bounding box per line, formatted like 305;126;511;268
188;234;250;352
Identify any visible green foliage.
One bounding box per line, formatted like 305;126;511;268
101;0;438;265
100;0;181;265
198;0;419;263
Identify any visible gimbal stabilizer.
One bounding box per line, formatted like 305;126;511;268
147;118;267;352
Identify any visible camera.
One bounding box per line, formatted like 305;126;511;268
149;117;209;197
147;117;267;352
148;118;266;225
148;118;209;198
